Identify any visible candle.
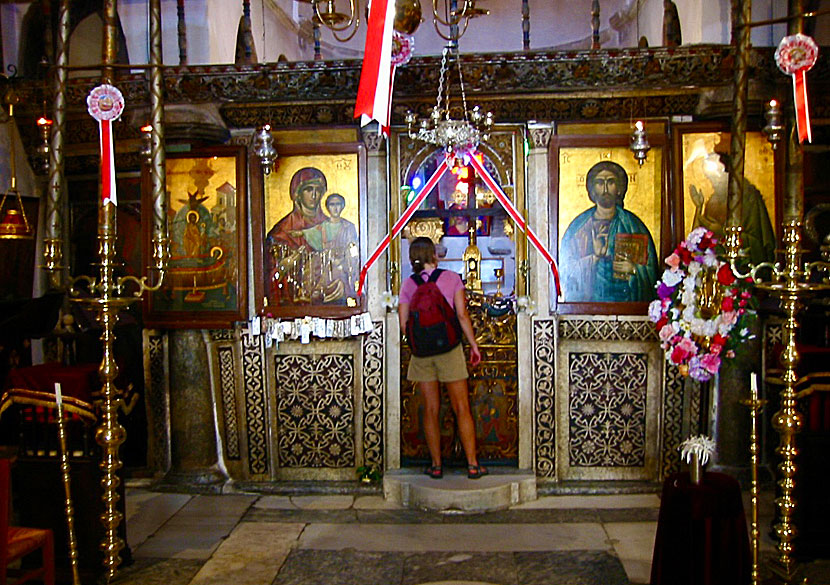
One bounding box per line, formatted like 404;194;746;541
54;382;63;407
750;372;758;395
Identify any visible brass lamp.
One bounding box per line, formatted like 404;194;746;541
629;120;651;166
0;89;34;240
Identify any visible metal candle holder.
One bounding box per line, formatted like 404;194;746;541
739;374;767;585
727;221;830;582
42;1;169;581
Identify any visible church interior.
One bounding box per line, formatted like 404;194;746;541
0;1;829;584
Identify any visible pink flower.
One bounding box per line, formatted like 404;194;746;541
710;343;723;355
726;350;735;358
721;311;738;326
665;253;681;270
671;337;697;364
659;324;676;342
700;353;721;374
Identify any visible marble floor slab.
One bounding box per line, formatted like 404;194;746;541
297;522;611;552
273;549;629;585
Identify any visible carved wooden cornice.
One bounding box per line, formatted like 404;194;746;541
6;44;828;170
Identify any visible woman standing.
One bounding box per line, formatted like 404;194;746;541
398;237;488;479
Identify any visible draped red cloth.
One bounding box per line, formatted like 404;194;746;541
650;472;750;585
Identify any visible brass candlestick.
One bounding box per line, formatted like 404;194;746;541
54;1;168;582
727;221;830;583
493;267;504;297
739;373;767;585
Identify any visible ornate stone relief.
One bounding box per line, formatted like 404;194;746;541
241;333;269;476
533;319;556;478
362;321;384;470
216;345;240;460
660;364;685;477
567;351;649;467
274;353;356;468
559;318;657;342
144;330;170;472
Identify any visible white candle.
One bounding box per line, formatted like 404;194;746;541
751;373;758;394
54;382;62;407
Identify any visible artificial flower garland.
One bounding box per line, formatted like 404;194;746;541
648;227;756;382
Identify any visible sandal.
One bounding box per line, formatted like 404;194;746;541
467;464;488;479
424;465;443;479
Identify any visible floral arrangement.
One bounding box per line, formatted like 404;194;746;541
648;227;756;382
679;434;716;466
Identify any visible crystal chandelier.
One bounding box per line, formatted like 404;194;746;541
405;45;493;160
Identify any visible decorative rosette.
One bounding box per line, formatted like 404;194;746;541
775;34;818;143
87;84;124;122
648;227;757;382
391;31;414;66
87;85;125;207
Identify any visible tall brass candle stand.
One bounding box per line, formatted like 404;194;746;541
727;221;830;584
739;374;767;585
50;1;169;581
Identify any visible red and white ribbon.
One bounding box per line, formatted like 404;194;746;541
357;156;451;296
357;152;562;299
775;34;818;144
354;0;396;132
467;154;561;298
87;84;125;206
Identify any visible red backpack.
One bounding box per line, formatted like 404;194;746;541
406;268;463;357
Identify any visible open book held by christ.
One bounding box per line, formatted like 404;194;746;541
613;233;649;279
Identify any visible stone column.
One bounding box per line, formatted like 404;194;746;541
164;329;226;490
360;125;398;469
518;122;553;470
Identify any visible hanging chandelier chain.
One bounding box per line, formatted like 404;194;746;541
456;49;469;121
437;46;449;118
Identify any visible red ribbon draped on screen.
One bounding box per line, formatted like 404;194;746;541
354;0;395;132
356;151;562;299
467;154;561;298
357;156;451;296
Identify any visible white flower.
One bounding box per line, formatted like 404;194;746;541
380;291;398;311
648;300;664;322
686;227;707;250
679;435;716;466
517;296;537;315
662;269;683;287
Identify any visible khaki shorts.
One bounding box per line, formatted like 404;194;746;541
407;344;469;383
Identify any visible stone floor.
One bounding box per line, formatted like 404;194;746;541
104;475;830;585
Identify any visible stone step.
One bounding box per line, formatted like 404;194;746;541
383;468;537;512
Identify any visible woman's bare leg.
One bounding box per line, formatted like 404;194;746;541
419;380;442;468
445;379;479;467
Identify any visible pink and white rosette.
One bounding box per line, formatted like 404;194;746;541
775;34;818;144
391;31;414;67
87;84;125;206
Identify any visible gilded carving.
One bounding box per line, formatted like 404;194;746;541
402;218;444;243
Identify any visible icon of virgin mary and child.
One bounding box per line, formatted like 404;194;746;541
266;167;359;305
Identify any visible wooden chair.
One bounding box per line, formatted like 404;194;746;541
0;459;54;585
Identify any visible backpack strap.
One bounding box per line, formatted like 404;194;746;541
427;268;444;283
411;268;444;286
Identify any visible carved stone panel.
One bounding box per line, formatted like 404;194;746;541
557;339;661;480
274;353;355;469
